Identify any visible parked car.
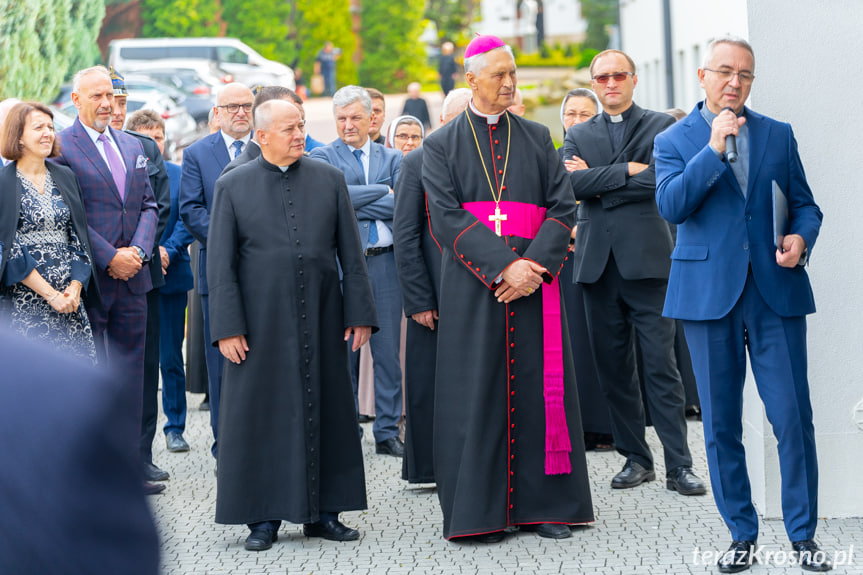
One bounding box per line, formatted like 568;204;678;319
108;37;295;89
121;73;213;128
123;59;228;97
49;106;77;132
126;90;198;160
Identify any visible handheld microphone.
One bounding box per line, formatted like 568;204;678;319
722;107;738;163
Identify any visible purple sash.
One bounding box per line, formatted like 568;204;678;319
462;201;572;475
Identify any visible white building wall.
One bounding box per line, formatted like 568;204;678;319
619;0;747;112
477;0;586;43
748;0;863;519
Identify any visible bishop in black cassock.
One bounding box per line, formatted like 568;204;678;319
207;101;377;550
422;36;593;542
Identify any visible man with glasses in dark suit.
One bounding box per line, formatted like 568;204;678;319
563;49;706;498
179;82;254;465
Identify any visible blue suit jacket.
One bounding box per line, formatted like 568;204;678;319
654;103;822;321
178;130;233;294
160;162;194;294
55;119;158;295
0;328;159;575
309;138;401;246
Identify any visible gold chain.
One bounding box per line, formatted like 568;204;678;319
465;109;511;204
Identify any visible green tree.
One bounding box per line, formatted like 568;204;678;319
0;0;106;101
140;0;223;37
580;0;617;52
220;0;357;90
424;0;477;44
292;0;357;89
359;0;427;92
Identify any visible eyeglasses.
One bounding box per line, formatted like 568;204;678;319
591;72;634;84
703;68;755;85
394;134;422;142
217;103;253;114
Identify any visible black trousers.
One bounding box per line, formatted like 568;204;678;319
140;288;160;464
581;253;691;471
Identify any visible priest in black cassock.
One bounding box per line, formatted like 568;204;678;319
393;87;472;485
422;35;594;543
207;100;377;551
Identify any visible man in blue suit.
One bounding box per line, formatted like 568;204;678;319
127;109;195;453
654;37;828;573
180;83;255;459
309;85;405;457
55;66;159;492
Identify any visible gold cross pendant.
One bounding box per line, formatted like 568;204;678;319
489;205;507;236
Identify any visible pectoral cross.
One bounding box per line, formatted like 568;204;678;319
489;205;507;236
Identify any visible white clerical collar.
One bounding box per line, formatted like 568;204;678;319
608;114;624;123
469;100;504;125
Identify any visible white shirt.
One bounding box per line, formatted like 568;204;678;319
82;123;126;176
351;138;392;248
221;131;252;159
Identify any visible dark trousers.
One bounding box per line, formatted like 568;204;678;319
88;280;147;459
581;254;691;471
683;273;818;542
139;289;161;463
248;512;337;532
561;257;612;435
201;293;223;457
159;291;188;434
348;251;402;443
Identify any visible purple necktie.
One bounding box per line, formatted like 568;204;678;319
98;133;126;201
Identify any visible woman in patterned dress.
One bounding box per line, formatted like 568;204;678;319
0;102;98;363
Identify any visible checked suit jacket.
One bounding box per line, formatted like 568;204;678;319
55;119;158;295
309;138;402;246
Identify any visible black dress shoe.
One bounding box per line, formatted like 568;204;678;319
303;519;359;541
471;531;507;543
144;462;169;482
792;540;833;572
245;528;277;551
611;460;655;489
666;466;707;496
199;397;210;411
521;523;572;539
375;437;405;457
143;481;165;495
717;540;757;573
166;431;190;453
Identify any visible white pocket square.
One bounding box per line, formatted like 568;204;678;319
136;155;148;169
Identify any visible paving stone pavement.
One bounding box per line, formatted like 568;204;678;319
150;393;862;574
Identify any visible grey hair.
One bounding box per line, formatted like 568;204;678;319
559;88;600;126
703;35;755;69
441;88;472;120
71;65;111;94
464;45;515;75
332;85;372;115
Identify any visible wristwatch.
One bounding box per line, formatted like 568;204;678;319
133;246;147;261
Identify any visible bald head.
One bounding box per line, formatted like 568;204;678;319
256;100;305;166
215;83;255;139
440;88;472;125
